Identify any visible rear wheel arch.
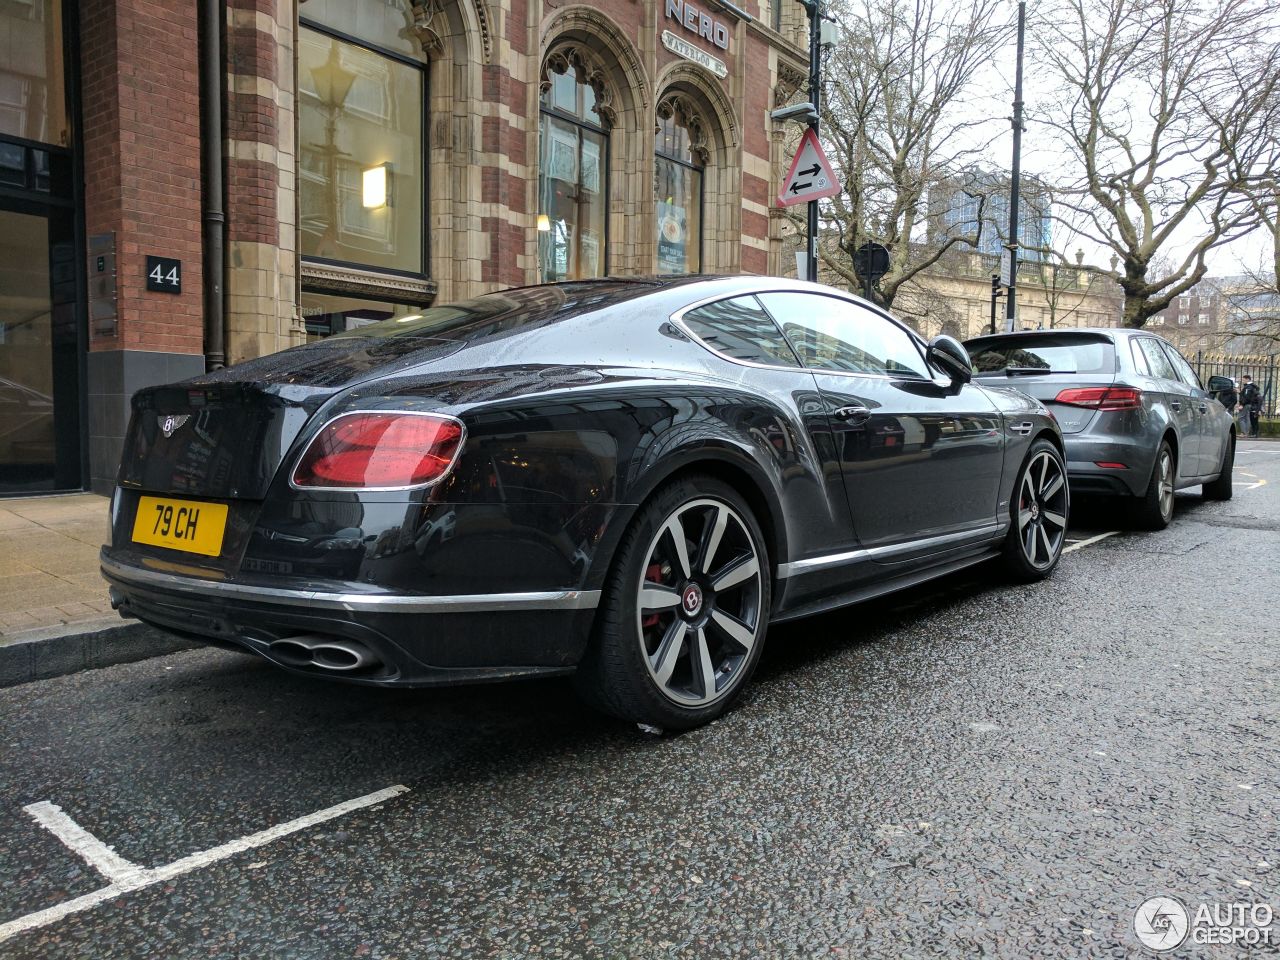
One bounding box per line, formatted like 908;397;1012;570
591;451;787;592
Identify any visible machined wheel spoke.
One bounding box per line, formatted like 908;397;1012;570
662;516;692;579
1039;455;1049;491
1037;523;1051;560
699;504;728;574
694;628;717;700
1023;523;1037;558
1042;510;1067;530
640;584;681;612
711;554;759;592
651;620;688;687
1040;472;1064;500
710;609;756;654
1018;507;1034;531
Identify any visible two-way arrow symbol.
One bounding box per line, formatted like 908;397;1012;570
789;180;813;194
797;163;821;177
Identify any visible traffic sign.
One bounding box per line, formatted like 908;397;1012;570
777;128;841;207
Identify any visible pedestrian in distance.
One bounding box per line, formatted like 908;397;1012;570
1240;374;1262;438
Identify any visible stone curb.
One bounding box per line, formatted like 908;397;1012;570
0;619;198;689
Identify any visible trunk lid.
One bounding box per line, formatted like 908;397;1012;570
117;335;463;499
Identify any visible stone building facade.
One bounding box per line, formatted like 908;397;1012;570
0;0;811;495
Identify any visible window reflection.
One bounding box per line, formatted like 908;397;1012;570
538;60;608;281
299;27;424;274
0;0;67;146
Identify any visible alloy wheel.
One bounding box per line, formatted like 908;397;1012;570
1017;450;1068;569
1157;449;1175;520
635;498;764;707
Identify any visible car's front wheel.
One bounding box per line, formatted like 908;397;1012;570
576;476;771;731
1003;439;1069;582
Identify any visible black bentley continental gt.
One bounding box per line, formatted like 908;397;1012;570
102;277;1068;729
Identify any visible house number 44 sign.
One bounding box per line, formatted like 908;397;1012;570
145;255;182;294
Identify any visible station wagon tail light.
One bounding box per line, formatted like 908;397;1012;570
292;412;464;489
1053;387;1142;410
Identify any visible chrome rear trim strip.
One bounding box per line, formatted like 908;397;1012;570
777;523;1004;579
101;556;601;613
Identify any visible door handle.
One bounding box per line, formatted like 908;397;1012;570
1198;403;1208;414
833;405;872;425
1170;401;1182;412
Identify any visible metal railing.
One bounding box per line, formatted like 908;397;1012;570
1193;353;1277;417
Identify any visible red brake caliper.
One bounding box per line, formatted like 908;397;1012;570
642;563;662;628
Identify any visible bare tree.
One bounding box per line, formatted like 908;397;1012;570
1031;0;1280;328
810;0;1010;308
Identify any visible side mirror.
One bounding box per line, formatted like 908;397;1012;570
926;335;973;385
1206;375;1233;394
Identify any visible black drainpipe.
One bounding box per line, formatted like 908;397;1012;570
199;0;226;370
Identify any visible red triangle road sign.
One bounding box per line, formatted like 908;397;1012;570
777;128;841;207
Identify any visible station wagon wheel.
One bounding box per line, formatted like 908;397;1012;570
636;498;763;708
575;476;771;730
1003;439;1069;582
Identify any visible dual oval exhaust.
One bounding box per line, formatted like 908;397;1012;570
268;634;380;672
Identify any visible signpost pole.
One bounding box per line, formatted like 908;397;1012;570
805;0;821;283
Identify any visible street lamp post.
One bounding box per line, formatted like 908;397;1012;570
1004;0;1026;332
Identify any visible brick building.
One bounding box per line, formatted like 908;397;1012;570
0;0;810;495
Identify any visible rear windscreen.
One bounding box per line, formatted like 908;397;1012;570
967;335;1116;375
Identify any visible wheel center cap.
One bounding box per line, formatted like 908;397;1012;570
1030;502;1040;520
681;583;704;617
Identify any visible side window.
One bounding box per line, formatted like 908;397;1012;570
1129;338;1151;376
757;293;929;378
1159;341;1201;389
1137;338;1178;381
682;296;801;367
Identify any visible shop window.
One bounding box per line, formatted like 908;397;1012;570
538;54;609;282
0;0;67;146
298;18;425;277
654;97;706;275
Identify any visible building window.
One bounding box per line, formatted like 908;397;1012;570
538;53;609;282
1198;312;1210;325
298;13;426;277
655;97;706;275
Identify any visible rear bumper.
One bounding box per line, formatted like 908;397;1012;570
101;552;598;686
1062;433;1155;497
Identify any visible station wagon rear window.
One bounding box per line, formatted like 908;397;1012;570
968;334;1116;376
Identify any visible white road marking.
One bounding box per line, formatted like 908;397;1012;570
23;802;147;886
1063;531;1120;554
0;784;409;944
1232;470;1266;491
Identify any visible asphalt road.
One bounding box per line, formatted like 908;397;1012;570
2;445;1277;959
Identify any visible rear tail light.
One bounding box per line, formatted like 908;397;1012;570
291;412;464;490
1053;387;1142;410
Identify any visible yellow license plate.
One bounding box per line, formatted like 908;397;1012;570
131;496;229;557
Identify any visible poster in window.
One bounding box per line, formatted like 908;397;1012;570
657;199;687;274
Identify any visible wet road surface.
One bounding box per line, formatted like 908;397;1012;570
1;445;1277;958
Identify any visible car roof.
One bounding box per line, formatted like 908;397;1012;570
965;327;1164;344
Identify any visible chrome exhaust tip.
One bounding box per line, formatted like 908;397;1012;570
267;635;380;672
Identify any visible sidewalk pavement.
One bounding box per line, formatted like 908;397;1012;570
0;494;192;688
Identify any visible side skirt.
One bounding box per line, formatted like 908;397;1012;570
771;547;1001;624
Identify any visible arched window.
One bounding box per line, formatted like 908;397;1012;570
539;52;609;281
654;97;707;275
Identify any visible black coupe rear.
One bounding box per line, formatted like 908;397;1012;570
103;277;1067;729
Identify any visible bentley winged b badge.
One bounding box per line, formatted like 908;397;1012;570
159;414;190;438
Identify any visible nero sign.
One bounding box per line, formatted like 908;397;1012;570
665;0;730;50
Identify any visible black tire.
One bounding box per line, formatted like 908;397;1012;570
1134;440;1176;530
574;475;771;731
1202;433;1235;501
1002;438;1070;583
